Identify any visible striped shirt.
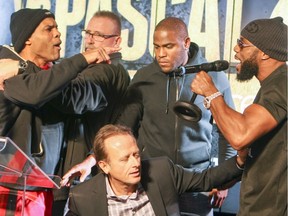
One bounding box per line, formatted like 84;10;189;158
106;177;156;216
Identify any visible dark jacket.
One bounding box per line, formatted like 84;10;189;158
53;52;130;200
0;45;106;190
67;156;242;216
117;43;235;169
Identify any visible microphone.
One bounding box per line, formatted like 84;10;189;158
172;60;229;122
172;60;229;76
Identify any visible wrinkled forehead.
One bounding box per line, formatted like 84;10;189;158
86;16;118;34
105;134;139;159
153;29;184;45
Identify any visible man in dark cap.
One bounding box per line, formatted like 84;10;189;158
10;8;55;53
191;17;287;215
0;8;120;215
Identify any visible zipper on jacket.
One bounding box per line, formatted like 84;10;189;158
174;75;185;163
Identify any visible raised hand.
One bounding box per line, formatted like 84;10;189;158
82;46;121;65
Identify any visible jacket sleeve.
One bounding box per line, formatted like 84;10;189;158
3;54;88;108
116;81;144;135
48;72;107;115
50;63;130;115
168;156;242;194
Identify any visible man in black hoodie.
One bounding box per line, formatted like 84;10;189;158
0;8;120;215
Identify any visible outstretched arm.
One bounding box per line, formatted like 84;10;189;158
191;71;277;150
0;47;120;109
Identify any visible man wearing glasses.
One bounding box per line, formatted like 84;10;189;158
191;17;287;215
52;10;130;215
82;30;119;42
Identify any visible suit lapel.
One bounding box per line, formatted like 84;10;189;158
143;179;167;215
140;158;181;216
91;173;109;216
141;161;167;216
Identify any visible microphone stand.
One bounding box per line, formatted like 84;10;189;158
172;60;229;122
172;66;202;122
173;92;202;122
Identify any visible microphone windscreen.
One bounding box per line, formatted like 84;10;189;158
214;60;229;71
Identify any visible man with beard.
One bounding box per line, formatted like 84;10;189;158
191;17;287;215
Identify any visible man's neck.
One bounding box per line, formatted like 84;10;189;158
108;177;138;196
19;50;49;68
257;60;285;82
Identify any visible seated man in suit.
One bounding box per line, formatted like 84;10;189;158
66;124;247;216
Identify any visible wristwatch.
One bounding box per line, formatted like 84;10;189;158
18;60;28;74
203;91;222;109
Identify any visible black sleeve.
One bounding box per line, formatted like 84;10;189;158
170;156;243;193
49;72;107;115
51;63;129;115
3;54;88;108
116;82;144;134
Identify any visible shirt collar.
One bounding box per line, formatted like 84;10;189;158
105;176;142;201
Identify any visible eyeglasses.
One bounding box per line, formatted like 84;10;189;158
237;38;255;49
82;30;119;42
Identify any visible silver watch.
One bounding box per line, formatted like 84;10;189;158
203;91;222;109
18;60;28;74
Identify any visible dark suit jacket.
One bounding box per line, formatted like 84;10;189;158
67;156;242;216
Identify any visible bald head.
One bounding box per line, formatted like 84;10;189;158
155;17;188;39
153;17;190;73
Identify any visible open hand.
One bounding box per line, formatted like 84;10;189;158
209;189;228;208
60;155;96;187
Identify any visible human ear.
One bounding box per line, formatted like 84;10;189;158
261;53;270;60
184;36;191;49
98;160;110;174
25;39;32;45
115;36;122;47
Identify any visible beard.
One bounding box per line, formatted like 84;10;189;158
236;53;259;82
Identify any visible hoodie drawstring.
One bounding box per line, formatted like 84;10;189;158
165;76;171;114
165;74;185;114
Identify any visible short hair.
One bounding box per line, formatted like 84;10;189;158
155;17;188;39
92;10;121;35
93;124;135;164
